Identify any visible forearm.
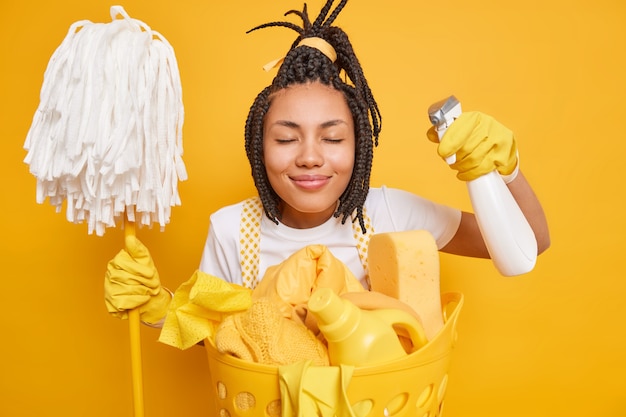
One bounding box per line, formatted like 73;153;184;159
441;170;550;259
506;170;551;254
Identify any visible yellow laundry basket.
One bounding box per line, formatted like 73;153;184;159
205;292;463;417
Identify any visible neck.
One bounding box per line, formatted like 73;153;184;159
279;202;337;229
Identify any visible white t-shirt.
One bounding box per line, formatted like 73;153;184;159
199;186;461;288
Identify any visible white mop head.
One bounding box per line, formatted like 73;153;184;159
24;5;187;236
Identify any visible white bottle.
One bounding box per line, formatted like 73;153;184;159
428;96;537;276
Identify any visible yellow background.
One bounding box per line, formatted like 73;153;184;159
1;0;624;415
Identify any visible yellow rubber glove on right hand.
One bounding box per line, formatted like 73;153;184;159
104;235;171;324
426;111;518;182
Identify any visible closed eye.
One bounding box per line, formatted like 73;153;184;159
324;138;344;143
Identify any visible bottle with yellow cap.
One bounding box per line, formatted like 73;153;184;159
308;287;428;367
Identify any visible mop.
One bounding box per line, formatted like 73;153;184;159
23;6;186;416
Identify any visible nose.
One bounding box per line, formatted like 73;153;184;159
295;139;324;167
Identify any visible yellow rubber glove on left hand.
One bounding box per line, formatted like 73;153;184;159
427;111;518;182
104;235;171;324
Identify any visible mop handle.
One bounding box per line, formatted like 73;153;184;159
125;218;145;417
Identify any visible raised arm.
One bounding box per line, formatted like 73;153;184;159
428;111;550;259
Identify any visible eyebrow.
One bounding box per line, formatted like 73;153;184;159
321;119;348;129
271;119;348;129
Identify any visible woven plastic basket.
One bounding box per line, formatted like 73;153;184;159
205;292;463;417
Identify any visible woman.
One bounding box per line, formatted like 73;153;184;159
104;0;550;324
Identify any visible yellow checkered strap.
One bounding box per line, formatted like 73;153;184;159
352;209;374;288
239;197;263;289
239;197;373;289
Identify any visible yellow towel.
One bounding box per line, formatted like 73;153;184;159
252;244;365;323
215;297;329;366
159;270;252;350
212;245;362;365
279;360;357;417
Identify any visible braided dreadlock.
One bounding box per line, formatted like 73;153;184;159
244;0;382;233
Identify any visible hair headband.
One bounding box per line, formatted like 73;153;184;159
262;37;337;72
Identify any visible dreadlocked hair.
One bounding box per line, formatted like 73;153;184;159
244;0;382;233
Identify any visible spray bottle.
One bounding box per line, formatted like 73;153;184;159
308;287;428;367
428;96;537;276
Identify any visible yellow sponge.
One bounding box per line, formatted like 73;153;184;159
368;230;444;340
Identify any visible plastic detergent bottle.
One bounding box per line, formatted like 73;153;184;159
308;287;428;367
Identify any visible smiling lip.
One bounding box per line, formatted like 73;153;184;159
290;174;331;190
